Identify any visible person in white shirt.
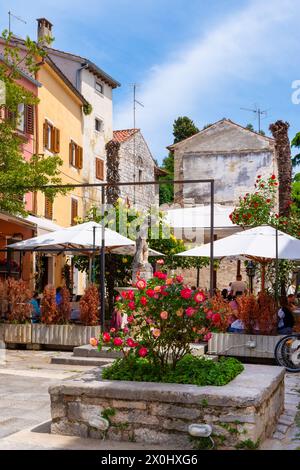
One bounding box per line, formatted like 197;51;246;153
230;275;247;297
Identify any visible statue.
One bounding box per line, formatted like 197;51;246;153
132;220;153;283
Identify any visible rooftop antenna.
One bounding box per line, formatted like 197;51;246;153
8;11;27;34
130;83;144;205
240;104;268;133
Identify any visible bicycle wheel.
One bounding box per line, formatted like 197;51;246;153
274;334;300;372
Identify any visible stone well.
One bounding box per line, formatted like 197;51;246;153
49;364;285;449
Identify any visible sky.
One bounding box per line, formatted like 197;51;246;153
2;0;300;163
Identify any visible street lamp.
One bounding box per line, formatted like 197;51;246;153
246;260;256;293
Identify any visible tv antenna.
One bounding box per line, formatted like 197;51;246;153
130;83;144;204
240;104;268;133
8;11;27;34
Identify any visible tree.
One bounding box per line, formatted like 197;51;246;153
159;116;199;205
246;123;265;135
292;173;300;214
291;132;300;167
0;30;68;215
269;120;292;218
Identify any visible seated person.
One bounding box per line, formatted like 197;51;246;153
221;288;228;300
30;292;41;323
278;298;295;335
227;314;245;333
55;287;62;306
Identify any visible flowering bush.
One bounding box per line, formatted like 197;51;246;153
79;284;99;326
41;285;58;324
56;286;71;324
96;273;224;370
235;292;277;335
5;278;32;323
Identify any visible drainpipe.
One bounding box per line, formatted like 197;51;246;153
76;63;89;92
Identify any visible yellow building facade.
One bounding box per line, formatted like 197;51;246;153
35;58;88;291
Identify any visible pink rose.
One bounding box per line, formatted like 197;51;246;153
126;338;138;348
157;259;164;265
176;275;184;283
110;328;116;333
136;279;147;290
140;296;148;306
180;288;192;299
113;337;123;347
127;290;135;300
160;311;168;320
152;328;161;338
206;310;213;320
123;326;129;334
146;317;153;324
194;291;205;303
127;315;134;324
102;332;111;343
204;332;212;342
138;347;148;357
146;289;155;298
185;307;196;317
128;301;136;310
115;295;121;301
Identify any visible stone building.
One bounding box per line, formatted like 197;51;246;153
167;119;277;290
112;129;164;210
170;119;276;207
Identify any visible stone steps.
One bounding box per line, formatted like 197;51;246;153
51;355;114;367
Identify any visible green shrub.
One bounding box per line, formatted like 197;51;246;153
102;355;243;386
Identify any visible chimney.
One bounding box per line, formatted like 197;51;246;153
37;18;53;44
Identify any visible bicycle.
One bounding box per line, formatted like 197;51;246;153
274;334;300;372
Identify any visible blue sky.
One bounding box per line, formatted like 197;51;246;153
2;0;300;163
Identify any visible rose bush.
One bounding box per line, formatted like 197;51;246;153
96;273;226;370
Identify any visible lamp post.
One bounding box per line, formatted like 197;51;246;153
246;261;256;294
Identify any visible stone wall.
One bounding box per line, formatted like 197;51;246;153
49;364;285;449
118;131;159;210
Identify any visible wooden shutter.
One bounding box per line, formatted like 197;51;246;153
43;121;48;149
25;105;34;134
53;127;60;153
69;141;73;165
50;126;56;152
71;198;78;226
45;197;53;220
74;144;79;168
96;158;104;180
77;146;83;169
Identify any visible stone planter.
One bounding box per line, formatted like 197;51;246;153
0;323;5;342
4;323;32;344
49;364;285;449
208;333;283;359
31;324;101;347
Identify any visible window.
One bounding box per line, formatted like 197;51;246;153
16;104;25;132
95;118;103;132
69;141;83;169
71;198;78;226
95;158;104;180
43;120;60;153
138;169;143;182
45;197;53;220
95;81;103;94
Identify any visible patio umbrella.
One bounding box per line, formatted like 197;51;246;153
177;225;300;260
9;221;135;252
109;245;164;257
176;225;300;291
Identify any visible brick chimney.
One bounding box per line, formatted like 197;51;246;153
37;18;53;44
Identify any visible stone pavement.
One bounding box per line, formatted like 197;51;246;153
260;372;300;450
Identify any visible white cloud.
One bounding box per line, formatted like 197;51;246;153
114;0;300;160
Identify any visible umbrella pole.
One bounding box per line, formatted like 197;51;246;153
100;186;106;331
92;226;96;283
275;227;279;304
209;180;214;297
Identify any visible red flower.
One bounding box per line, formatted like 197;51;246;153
102;332;111;343
126;338;138;348
180;288;192;299
257;175;261;179
121;291;127;299
204;332;212;341
128;301;136;310
271;174;276;180
138;347;148;357
154;271;167;280
185;307;196;317
176;275;184;283
136;279;147;290
140;296;148;306
115;295;121;301
110;328;116;333
127;290;135;300
146;289;155;297
206;310;213;320
127;315;134;323
113;337;123;347
229;213;233;220
157;259;164;265
194;291;205;303
212;313;221;324
266;199;271;203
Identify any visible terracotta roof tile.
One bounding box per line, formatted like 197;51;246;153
113;129;140;143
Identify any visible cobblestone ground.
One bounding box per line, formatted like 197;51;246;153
260;373;300;450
